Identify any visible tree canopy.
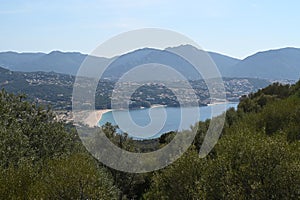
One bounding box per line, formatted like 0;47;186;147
1;80;300;199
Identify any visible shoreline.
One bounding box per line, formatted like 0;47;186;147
90;105;166;127
150;104;167;108
89;101;238;127
207;101;230;106
84;109;111;127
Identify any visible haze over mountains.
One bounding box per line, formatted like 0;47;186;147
0;51;86;75
0;45;299;80
228;47;300;79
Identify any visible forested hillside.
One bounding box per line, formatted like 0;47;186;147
0;80;299;199
0;90;119;199
144;81;300;199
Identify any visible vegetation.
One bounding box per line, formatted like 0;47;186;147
145;82;300;199
0;67;270;110
0;89;119;199
0;80;299;199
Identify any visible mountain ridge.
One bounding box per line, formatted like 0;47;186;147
230;47;300;79
0;46;299;80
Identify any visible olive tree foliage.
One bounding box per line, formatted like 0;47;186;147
145;128;300;199
145;81;300;200
0;154;119;199
143;148;207;200
86;122;152;200
201;130;300;199
30;153;119;199
0;90;119;199
0;89;79;167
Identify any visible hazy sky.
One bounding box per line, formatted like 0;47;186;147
1;0;299;59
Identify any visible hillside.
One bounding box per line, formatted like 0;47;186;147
166;45;241;76
0;65;271;110
145;80;300;199
1;79;299;199
231;47;300;79
0;46;239;78
0;51;87;75
1;46;299;80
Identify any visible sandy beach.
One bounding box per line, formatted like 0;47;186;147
150;104;167;108
82;105;167;127
206;101;229;106
83;109;111;127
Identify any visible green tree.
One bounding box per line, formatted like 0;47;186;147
30;153;119;199
0;162;35;199
0;90;119;199
0;90;79;167
144;148;206;200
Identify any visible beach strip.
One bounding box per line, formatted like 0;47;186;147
83;109;111;127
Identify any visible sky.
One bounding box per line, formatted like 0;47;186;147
0;0;299;59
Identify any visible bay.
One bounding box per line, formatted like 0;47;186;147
99;102;239;139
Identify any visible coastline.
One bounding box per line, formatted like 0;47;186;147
150;104;167;108
87;102;238;128
83;109;111;127
206;101;233;106
90;105;166;127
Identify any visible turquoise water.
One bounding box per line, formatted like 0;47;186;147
99;102;238;139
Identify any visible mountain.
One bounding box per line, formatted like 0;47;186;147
0;47;241;78
102;45;242;80
102;47;200;80
0;46;299;80
0;51;88;75
207;51;241;76
167;45;241;75
231;47;300;80
0;52;45;67
0;66;9;73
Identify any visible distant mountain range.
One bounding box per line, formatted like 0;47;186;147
228;47;300;79
0;46;299;80
0;51;87;75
